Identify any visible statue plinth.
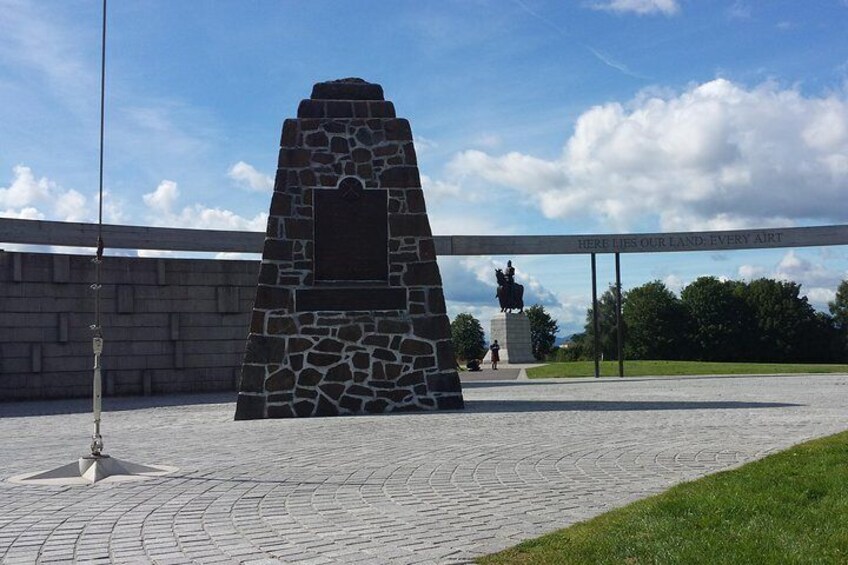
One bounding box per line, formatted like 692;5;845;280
483;312;534;364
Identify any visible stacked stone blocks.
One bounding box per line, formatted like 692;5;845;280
236;79;463;419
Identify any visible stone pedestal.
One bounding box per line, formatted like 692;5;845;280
234;78;463;419
483;312;535;364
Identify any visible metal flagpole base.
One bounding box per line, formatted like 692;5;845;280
8;455;177;486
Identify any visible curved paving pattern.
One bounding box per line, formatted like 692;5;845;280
1;374;846;564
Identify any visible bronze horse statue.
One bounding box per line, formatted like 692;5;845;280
495;268;524;312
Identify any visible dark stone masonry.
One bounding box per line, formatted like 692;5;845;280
234;78;464;419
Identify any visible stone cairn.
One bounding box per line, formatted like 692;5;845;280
235;78;464;419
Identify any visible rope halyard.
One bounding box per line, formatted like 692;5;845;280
90;0;108;458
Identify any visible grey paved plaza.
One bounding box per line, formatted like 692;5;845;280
1;373;846;564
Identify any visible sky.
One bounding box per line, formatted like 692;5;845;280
1;0;847;337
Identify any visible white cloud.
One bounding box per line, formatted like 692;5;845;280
142;180;180;215
0;165;88;222
448;79;848;231
142;179;267;231
591;0;680;16
739;250;847;309
228;161;273;193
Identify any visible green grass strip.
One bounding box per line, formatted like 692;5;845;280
478;430;848;564
528;360;848;379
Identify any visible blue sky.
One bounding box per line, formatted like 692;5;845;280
2;0;847;336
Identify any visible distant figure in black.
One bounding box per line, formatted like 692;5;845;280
495;259;524;312
490;340;500;370
466;359;481;372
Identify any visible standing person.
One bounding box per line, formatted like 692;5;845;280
490;340;500;370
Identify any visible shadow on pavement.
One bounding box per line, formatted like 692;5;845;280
0;392;237;418
464;399;801;413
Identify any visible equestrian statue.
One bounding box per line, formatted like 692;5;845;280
495;260;524;313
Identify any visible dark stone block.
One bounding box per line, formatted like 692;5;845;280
267;316;297;335
267;368;295;392
285;218;313;240
364;399;389;413
319;383;345;400
315;338;344;353
406;190;426;213
325;363;352;382
311;79;384;101
377;319;410;334
369;101;396;118
338;324;363;342
437;395;465;410
353;101;369;118
348;384;375;398
279;148;312;168
363;335;390;347
297;99;325;119
305;131;328;147
295;288;406;312
352;148;371;163
374;145;398;157
280;119;298;147
302;326;331;336
352;352;369;369
244;335;286;364
326;101;354;118
403;143;417;165
428;289;447;314
398;371;425;387
234;394;266;420
384;119;413;141
389;214;431;237
373;348;397;362
413;356;436;370
379;166;421;188
295;386;318;399
418;239;436;262
378;389;412;403
427;372;462;393
239;364;265;393
436;339;456;370
330;136;349;154
299;368;322;386
263;239;294;261
290;354;304;371
258;263;278;286
294;400;315;417
268;404;295;418
399;338;433;356
339;395;362;412
412;315;450;341
403;263;441;286
256;284;291;310
385;363;403;380
250;311;265;333
307;352;341;366
300;169;317;186
315;394;339;416
288;337;313;353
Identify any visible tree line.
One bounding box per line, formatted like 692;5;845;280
564;277;848;363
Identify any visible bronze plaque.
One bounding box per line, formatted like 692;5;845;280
314;178;388;283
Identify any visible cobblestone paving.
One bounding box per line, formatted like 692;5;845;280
1;374;846;564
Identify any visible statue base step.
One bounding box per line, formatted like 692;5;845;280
483;312;535;364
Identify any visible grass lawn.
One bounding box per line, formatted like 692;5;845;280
528;360;848;379
478;430;848;564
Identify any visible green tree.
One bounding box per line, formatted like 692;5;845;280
737;278;822;362
680;276;744;361
828;280;848;361
526;304;559;361
584;286;623;360
623;281;688;360
829;280;848;330
450;313;486;361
